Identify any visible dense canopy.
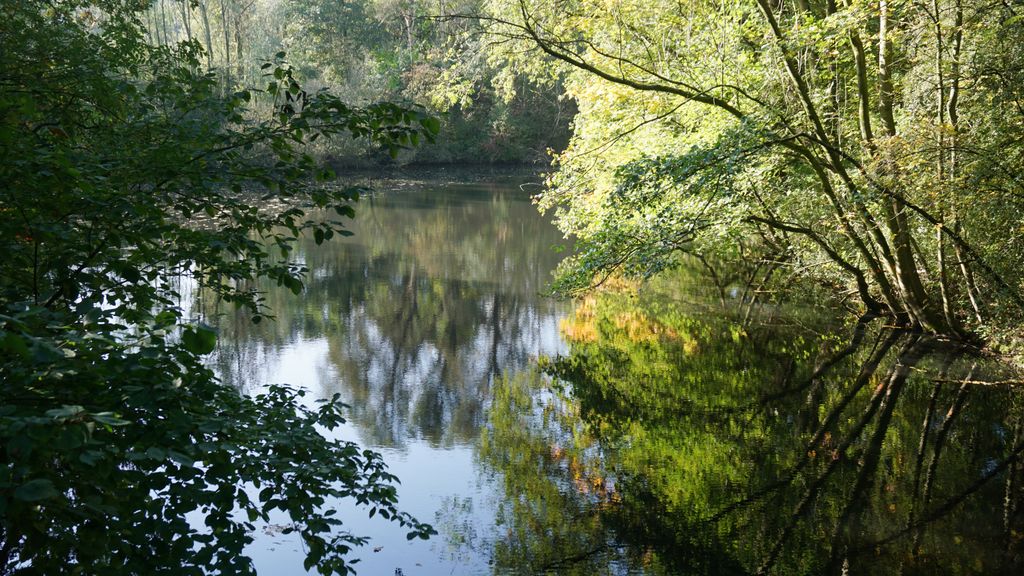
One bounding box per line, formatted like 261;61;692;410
473;0;1024;338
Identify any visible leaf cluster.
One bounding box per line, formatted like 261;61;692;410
0;1;438;573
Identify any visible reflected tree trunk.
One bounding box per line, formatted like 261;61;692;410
758;335;924;574
827;339;922;572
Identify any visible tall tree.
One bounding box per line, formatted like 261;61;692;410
474;0;1024;337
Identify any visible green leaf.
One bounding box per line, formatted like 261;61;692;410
168;451;195;467
79;451;104;467
45;405;85;420
91;412;128;427
182;325;217;355
14;479;60;502
154;309;179;327
0;332;30;357
419;116;441;135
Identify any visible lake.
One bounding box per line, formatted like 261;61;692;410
205;174;1024;575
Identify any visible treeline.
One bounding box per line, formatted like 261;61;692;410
142;0;572;164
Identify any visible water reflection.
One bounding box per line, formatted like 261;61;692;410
202;179;1024;574
479;275;1024;575
208;181;569;450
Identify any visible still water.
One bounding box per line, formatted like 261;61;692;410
207;176;571;574
208;176;1024;575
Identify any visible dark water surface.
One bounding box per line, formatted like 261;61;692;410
207;177;1024;575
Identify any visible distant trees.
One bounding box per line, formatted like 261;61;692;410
138;0;572;164
474;0;1024;337
142;0;262;86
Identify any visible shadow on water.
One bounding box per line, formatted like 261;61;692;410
477;275;1024;575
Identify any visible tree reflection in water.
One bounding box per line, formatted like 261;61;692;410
206;181;569;449
479;277;1024;575
196;179;1024;574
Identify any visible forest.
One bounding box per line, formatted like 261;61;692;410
3;0;1024;574
130;0;574;164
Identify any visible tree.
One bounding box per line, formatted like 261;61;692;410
472;0;1024;338
0;1;438;573
272;0;574;164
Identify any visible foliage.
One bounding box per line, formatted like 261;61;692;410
0;1;438;573
476;0;1024;337
142;0;573;164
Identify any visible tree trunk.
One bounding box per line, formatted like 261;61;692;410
234;16;244;85
878;0;897;136
177;0;193;43
160;0;170;45
198;1;215;70
220;0;232;88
